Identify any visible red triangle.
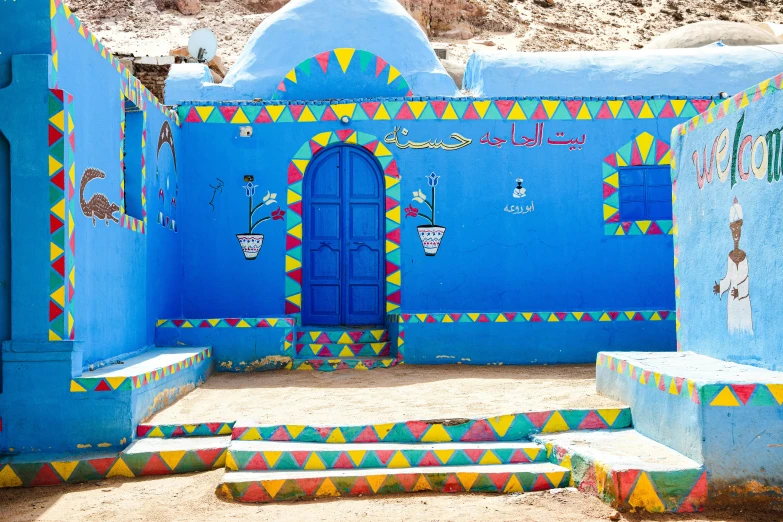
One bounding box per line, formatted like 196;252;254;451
361;102;381;119
375;450;394;465
332;452;355;469
291;451;310;468
386;260;399;274
270;426;291;441
242;482;271;502
556;312;567;321
218;106;238;123
48;124;63;145
477;314;490;323
503;312;516;321
354;426;379;443
246;452;268;470
141;454;171;475
731;384;756;405
315;51;331;73
617;469;640;502
50;214;64;234
297;477;322;497
494;100;515;118
94;379;111;392
363;140;379;153
578;411;608;429
659;102;676;118
531;103;548;120
564;100;583;118
418;451;440;467
185;107;202;123
255;107;273;123
384;160;400;177
631;142;643;166
531;313;543;323
449;313;462;322
462;104;480;120
462;419;495;442
510;449;531;464
603;183;617;198
172;426;186;437
581;313;594;322
225;318;240;327
489;472;512;491
596;102;613;119
198;320;211;328
627;100;645;117
647;222;663;235
52;89;64;102
375;56;388;77
431;101;449;118
69;132;76;153
692;99;711;113
396;103;415;120
397;473;418;491
443;473;463;492
31;464;63;486
195;447;225;467
348;331;364;342
321;106;338;121
89;457;118;477
316;332;331;344
289;104;305;121
137;425;153;437
285;301;300;314
655;140;671;163
678;471;708;512
387;290;401;305
336;129;354;141
464;449;484;463
406;421;430;441
532;473;552;491
526;411;551;429
52;255;65;277
350;476;373;496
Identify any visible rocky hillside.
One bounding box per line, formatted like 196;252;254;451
67;0;781;68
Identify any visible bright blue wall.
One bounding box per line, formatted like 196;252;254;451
0;132;9;349
672;77;783;371
54;16;182;366
0;0;51;89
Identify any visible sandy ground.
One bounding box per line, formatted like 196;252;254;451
2;469;782;522
148;364;625;425
65;0;779;69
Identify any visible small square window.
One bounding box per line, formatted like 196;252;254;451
619;166;672;222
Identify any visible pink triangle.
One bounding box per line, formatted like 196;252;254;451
269;426;291;441
321;106;338;121
647;222;663;235
564;100;583;118
462;104;480;120
659;102;676;118
596;103;613;119
578;411;608;430
354;426;379;443
418;451;441;466
431;101;449;118
495;100;515;118
510;449;531;463
315;51;330;73
627;100;644;117
332;452;355;469
655;140;671;163
692;99;711;113
361;102;381;119
375;56;388;77
336;129;354;141
289;104;305;121
603;183;617;198
462;419;495;442
218;106;238;122
731;384;756;405
396;103;415;120
526;411;551;429
617;469;641;502
531;103;548;120
631;142;643;166
464;449;484;463
291;451;310;467
406;421;430;440
375;450;394;465
255;107;273;123
185;107;202;122
386;227;401;245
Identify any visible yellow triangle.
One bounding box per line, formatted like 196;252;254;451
387;66;401;85
671;100;687;116
70;380;86;392
433;449;454;464
603;204;618;221
468;313;480;322
159;450;186;471
542;100;560;118
50;243;65;263
288;221;303;239
315;477;339;498
507;102;527;120
616;152;628;167
195;106;214;122
572;312;584;321
231;108;250;124
636;132;654;162
421;424;451;442
457;472;479;491
339;346;353;357
522;313;533;321
386;205;401;224
312;132;332;146
658;150;672;166
285;68;297;83
415;314;428;322
51;461;79;481
576;104;592;120
546;471;566;488
49;156;63;176
414;475;432;491
337;332;351;344
604;172;619;188
385;240;399;253
334;48;356;73
441;103;458;120
346;450;366;466
292;159;309;175
327;428;346;443
373;104;391;120
767;384;783;405
285;256;302;271
51;286;65;307
607;100;624;117
542;411;570;433
388;451;410;469
0;465;23;488
107;458;135;478
443;315;453;323
488;414;514;437
225;451;238;471
710;386;740;406
407;101;427;119
107;376;126;390
50;110;65;131
385;175;400;189
304;453;326;470
669;378;680;395
262;479;286;498
504;475;523;493
287;425;305;439
263;451;282;468
148;426;164;438
472;100;491;118
548;314;559;323
479;451;502;466
266;105;285;122
496;314;508;323
298;106;317;122
366;474;387;493
597;408;621;426
638;103;655;119
374;423;395;440
627;472;665;512
237;319;251;328
387;271;401;286
332;103;356;120
374;142;392;157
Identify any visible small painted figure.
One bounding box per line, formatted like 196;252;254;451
513;178;526;199
713;197;753;335
80;168;119;226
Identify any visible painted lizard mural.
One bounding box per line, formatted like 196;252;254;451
80;168;119;226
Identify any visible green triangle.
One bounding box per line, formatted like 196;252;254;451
484;104;503;120
298;58;311;77
120;453;151;476
275;478;304;501
206;109;225;123
386;182;400;201
470;473;497;492
386;248;401;266
52;227;65;249
177;451;207;473
352;105;369;121
446;450;474;467
505;413;535;440
242;106;262;123
450;101;469;119
318;451;341;469
68;460;104;483
749;385;778;406
357;50;374;73
50;270;63;291
49;94;62;117
519;100;540;118
383;102;403;119
230;450;253;470
50;140;64;163
309;105;327;120
518;471;537;491
287;209;302;227
383;423;417;443
552;103;572;120
616;102;635;119
605;192;619;208
10;463;45;486
403;449;426;466
294;142;313;160
332;475;357;494
443;422;471;441
357;131;376;146
359;451;382;468
49;185;63;206
492;448;514;463
274;452;299;470
458;315;472;323
378;474;404;494
679;102;698;118
586;101;604;118
560;409;589;429
426;472;448;490
616;142;633;165
649;99;668;117
285;277;301;296
276;107;294;123
602;163;617;177
418;104;438;120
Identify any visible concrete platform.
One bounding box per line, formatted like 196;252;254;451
534;429;706;513
217;463;570;502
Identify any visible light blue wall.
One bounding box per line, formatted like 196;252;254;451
0;0;51;89
465;47;783;98
672;76;783;370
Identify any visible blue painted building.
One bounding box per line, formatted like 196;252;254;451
1;0;783;465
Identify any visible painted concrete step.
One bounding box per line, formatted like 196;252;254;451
217;463;570;503
120;437;231;476
291;357;396;371
227;441;548;471
295;328;388;345
137;421;235;439
232;408;632;443
534;429;707;513
295;342;391;358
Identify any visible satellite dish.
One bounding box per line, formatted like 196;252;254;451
188;28;218;63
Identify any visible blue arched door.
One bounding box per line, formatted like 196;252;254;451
303;145;385;326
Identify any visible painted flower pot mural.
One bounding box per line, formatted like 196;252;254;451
237;182;285;261
405;172;446;256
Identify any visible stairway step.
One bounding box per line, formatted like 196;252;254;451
291;357;396;371
295;329;388;344
295;342;391;357
227;441;548;471
118;436;231;476
217;463;570;503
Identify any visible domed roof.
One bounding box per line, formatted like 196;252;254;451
213;0;457;101
646;21;781;49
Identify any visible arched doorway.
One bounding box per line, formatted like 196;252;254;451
302;144;385;326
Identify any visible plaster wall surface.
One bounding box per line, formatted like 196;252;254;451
464;47;783;98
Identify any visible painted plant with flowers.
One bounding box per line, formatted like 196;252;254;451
237;181;285;260
405;172;446;256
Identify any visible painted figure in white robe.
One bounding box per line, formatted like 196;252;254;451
713;198;753;335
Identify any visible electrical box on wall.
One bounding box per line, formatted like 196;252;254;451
239;126;253;137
